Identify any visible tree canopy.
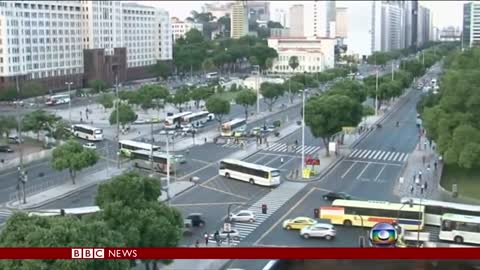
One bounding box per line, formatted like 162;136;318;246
109;102;137;128
22;110;61;141
206;96;230;125
260;82;284;112
235;89;257;121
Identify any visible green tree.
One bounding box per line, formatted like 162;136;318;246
327;80;367;103
288;56;300;72
150;62;172;81
51;139;99;184
0;116;17;141
88;80;108;93
109;103;137;129
168;87;190;110
202;58;216;73
22;110;60;141
189;86;214;109
260;82;284;112
96;172;183;269
51;120;73;141
305;95;363;156
97;93;114;111
0;213;129;270
235;90;257;122
205;96;230;126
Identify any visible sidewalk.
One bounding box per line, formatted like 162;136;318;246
6;166;125;210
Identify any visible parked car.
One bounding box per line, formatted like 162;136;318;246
210;229;240;241
83;143;97;150
173;154;187;164
8;136;23;144
322;192;351;201
300;223;336;240
282;217;317;230
229;210;255;223
0;145;14;153
185;213;205;227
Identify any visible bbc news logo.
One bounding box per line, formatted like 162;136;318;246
71;248;138;259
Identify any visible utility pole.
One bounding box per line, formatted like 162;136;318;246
65;82;73;125
301;88;306;179
150;121;154;174
391;62;395;81
165;135;171;206
115;72;120;168
375;69;379;116
254;65;260;114
15;76;27;204
422;50;425;66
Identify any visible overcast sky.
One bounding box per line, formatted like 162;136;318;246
140;1;465;29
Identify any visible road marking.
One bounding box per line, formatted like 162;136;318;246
200;183;250;201
402;154;409;162
171;202;245;207
373;151;382;159
178;163;215;181
252;154;270;164
374;165;386;182
264;156;281;166
277;156;296;169
356;162;370;180
189;158;212;165
344;159;403;167
0;160;50;178
312;187;332;192
254;187;316;246
253;243;290;247
341;161;357;179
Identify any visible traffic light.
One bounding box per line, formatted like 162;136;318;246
313;208;319;219
261;204;267;214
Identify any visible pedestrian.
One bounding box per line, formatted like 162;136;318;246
204;232;209;246
195;240;200;248
420;184;425;194
426;164;431;172
280;157;284;164
434;161;438;170
415;176;420;186
418;170;423;180
295;139;298;146
410;184;414;194
412;174;416;183
422;155;426;165
204;137;207;143
423;141;427;150
424;181;428;191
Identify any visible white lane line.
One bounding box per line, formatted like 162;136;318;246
374;165;386;182
402;154;409;162
388;152;396;161
361;150;372;159
350;149;360;158
373;151;382;160
367;150;377;159
354;149;366;158
378;151;388;160
384;152;393;161
397;153;405;162
392;152;400;161
356;163;370;180
341;161;357;178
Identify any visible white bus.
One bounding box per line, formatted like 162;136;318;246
118;139;161;157
28;206;101;218
72;124;104;141
401;197;480;226
45;94;70;106
164;112;192;129
439;213;480;244
181;111;213;128
206;72;218;80
220;118;247;137
219;158;281;187
320;200;425;231
130;149;174;173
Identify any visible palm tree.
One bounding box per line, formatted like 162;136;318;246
288;56;300;104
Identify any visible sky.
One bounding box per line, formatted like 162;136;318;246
140;1;465;29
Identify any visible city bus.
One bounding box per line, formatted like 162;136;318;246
45;94;70;106
220;118;247;137
181;111;213;128
219;158;281;187
130;149;174;173
118;139;161;157
164;112;192;129
28;206;101;218
401;197;480;226
206;72;218;80
439;213;480;244
72;124;104;141
320;200;425;231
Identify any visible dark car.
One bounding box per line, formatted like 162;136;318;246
0;145;14;153
323;192;351;201
186;213;205;227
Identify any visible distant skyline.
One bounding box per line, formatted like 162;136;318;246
140;1;466;29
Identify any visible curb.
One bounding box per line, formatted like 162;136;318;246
285;155;346;183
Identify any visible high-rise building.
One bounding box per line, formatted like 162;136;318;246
289;4;304;37
417;5;432;46
463;2;472;47
335;7;348;38
470;2;480;47
247;1;270;22
202;2;233;20
230;1;248;39
171;17;203;43
272;8;287;28
303;1;336;38
381;2;404;51
411;0;419;47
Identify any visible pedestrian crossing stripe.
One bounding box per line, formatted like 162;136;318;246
349;149;408;162
0;209;13;218
265;143;321;155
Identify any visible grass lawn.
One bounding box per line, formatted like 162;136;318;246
216;90;239;102
440;164;480;200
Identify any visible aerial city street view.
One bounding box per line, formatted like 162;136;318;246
0;0;479;269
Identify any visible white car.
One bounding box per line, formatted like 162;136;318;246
300;223;336;240
83;143;96;150
229;210;255;223
210;229;240;241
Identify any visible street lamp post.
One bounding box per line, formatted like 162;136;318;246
15;76;27;204
114;72;120;169
375;69;379;116
391;62;395;81
65;82;73;125
254;65;260;115
301;88;306;179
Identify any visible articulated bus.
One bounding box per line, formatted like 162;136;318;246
220;118;247;137
164;112;192;129
45;94;70;106
401;197;480;226
320;200;425;231
439;213;480;245
219;158;280;187
130;149;174;173
118;140;161;157
181;111;213;128
72;124;103;141
28;206;101;218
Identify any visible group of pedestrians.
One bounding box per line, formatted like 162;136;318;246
195;231;230;247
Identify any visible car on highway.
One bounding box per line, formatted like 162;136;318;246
173;154;187;164
83;143;97;150
210;229;241;241
323;192;351;201
229;210;255;223
0;145;14;153
300;223;336;240
282;217;317;230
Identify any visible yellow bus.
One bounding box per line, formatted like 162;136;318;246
320;200;425;231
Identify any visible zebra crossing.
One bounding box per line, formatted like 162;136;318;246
264;143;321;155
348;149;409;163
226;181;306;246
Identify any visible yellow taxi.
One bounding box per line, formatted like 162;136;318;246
282;216;317;230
